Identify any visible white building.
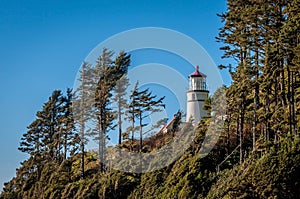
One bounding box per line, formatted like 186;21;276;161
186;65;209;124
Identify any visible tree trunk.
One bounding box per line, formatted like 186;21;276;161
99;110;106;173
291;71;297;138
239;104;245;164
81;141;85;179
80;113;85;178
118;102;122;145
288;66;293;135
131;107;135;151
139;112;143;153
236;114;240;146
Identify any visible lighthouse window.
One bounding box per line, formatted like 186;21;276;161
202;80;206;90
190;76;207;90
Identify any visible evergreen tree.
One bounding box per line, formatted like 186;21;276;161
171;110;183;137
128;82;165;152
60;88;78;161
19;119;43;157
73;61;95;178
93;49;130;172
112;51;130;145
112;76;129;145
217;0;300;161
17;89;79;186
127;82;140;151
37;90;64;162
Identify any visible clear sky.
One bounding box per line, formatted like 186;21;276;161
0;0;231;190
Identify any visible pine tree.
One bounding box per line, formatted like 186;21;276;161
18;89;79;182
60;88;78;161
19;119;43;157
73;61;95;178
112;51;130;145
217;0;264;160
37;90;65;161
127;82;140;151
128;82;165;152
218;0;299;163
94;49;114;172
280;0;300;137
171;110;183;137
93;49;130;172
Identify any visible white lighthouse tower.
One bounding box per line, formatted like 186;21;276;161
186;65;209;124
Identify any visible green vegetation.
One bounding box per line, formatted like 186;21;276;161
2;122;299;198
1;0;299;198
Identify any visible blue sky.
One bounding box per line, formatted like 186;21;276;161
0;0;231;190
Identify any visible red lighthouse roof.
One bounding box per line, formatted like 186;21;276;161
189;65;207;77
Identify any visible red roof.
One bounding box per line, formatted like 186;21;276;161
189;65;206;77
157;114;177;134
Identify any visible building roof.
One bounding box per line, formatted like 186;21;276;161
189;65;207;77
157;114;177;134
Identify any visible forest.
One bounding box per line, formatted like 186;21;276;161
1;0;299;198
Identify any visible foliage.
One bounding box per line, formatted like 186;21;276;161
1;0;300;198
207;137;300;199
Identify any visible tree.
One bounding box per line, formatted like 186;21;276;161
112;51;130;145
37;90;65;162
19;119;43;157
113;76;129;145
171;110;183;137
60;88;78;161
127;82;141;151
18;89;79;183
280;0;300;137
217;0;300;165
93;49;130;172
217;0;254;161
128;82;165;152
73;61;95;178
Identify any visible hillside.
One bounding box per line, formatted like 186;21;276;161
1;126;299;199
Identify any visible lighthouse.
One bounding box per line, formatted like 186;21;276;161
186;65;209;124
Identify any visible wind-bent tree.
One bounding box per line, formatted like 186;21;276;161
18;89;79;178
94;49;130;172
73;61;95;178
38;90;65;162
60;88;77;161
19;119;43;157
127;82;140;151
112;51;130;145
171;110;183;137
128;82;165;152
